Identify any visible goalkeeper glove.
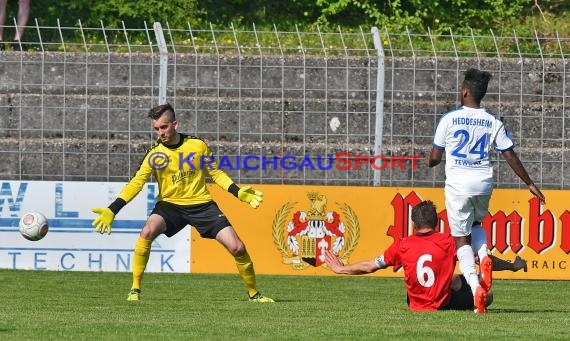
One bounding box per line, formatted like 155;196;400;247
91;207;115;234
237;185;263;209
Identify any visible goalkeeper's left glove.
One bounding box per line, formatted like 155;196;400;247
91;207;115;234
237;185;263;209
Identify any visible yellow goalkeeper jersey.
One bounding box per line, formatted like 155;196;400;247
117;134;234;205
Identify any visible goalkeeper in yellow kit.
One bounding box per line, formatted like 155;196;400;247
91;103;274;303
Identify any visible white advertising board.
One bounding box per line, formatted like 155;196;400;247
0;181;190;272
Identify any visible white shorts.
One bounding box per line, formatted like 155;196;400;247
445;193;490;237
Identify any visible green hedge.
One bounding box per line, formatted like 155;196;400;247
1;0;568;54
6;0;564;33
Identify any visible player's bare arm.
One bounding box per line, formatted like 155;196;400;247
428;148;443;168
501;150;546;204
324;250;380;275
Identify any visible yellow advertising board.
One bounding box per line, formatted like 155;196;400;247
191;185;569;280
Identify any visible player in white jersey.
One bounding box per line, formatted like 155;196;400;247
428;68;545;313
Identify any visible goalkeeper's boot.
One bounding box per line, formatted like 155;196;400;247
249;292;275;303
480;256;493;292
127;288;141;301
474;285;487;314
513;255;528;272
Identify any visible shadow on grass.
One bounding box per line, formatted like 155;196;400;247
491;308;568;314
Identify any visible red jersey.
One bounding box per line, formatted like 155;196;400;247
382;231;457;311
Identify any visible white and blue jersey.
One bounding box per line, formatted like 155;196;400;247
433;106;514;195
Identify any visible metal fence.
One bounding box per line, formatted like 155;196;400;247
0;21;568;189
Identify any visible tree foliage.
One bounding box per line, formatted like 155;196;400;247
312;0;534;33
5;0;569;35
38;0;201;28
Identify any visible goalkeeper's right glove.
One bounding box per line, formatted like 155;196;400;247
91;207;115;234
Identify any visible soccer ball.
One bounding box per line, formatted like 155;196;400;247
19;211;49;241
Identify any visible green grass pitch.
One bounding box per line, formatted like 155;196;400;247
0;269;568;340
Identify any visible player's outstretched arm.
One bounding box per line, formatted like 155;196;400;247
324;250;380;275
501;150;546;204
91;207;115;234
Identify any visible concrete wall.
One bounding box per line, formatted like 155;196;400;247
0;51;567;187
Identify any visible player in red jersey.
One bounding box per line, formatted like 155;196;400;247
325;200;492;311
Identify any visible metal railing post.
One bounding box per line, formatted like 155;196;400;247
371;27;385;186
153;22;168;105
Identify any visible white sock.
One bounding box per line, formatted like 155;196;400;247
457;244;480;296
471;225;489;261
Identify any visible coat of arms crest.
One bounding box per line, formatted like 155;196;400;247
272;192;360;269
